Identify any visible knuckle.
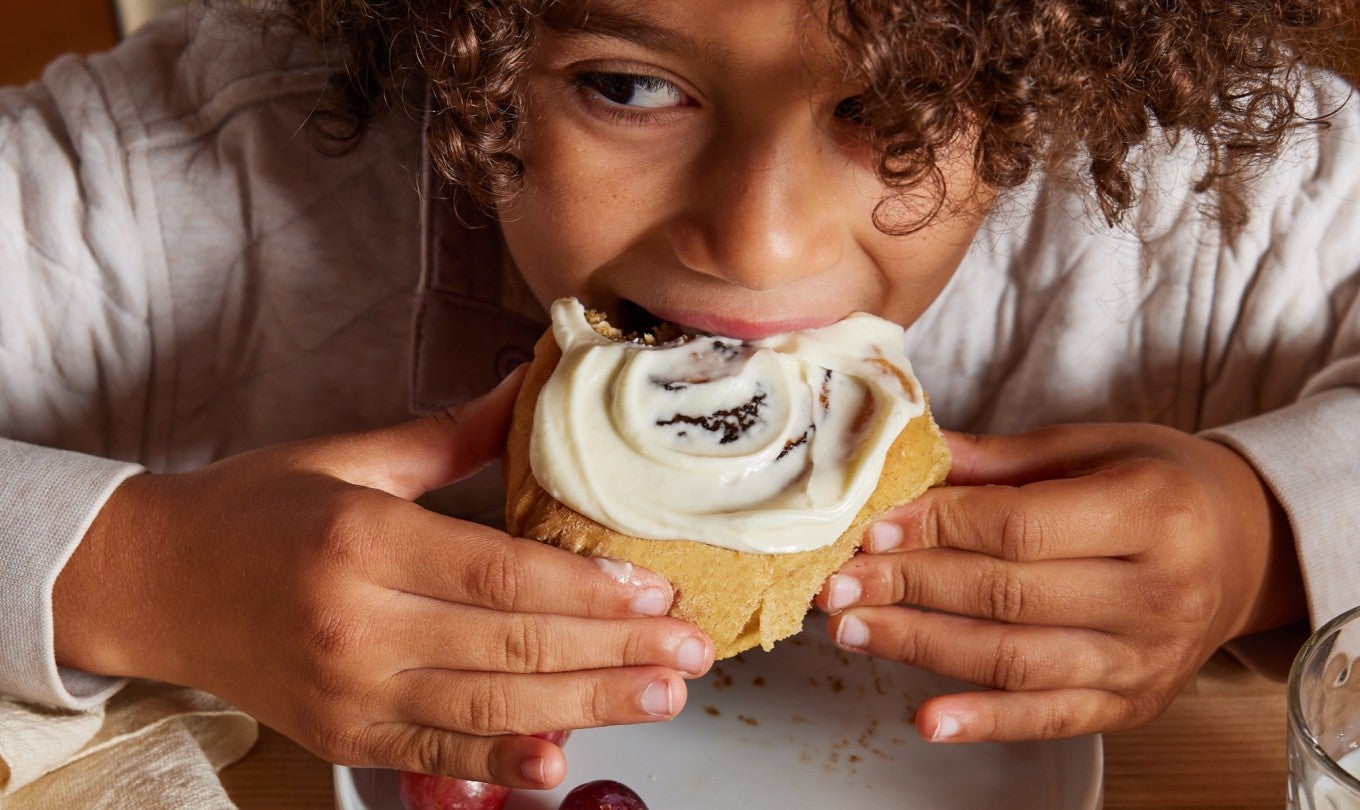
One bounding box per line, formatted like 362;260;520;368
998;498;1046;561
409;726;459;775
1112;455;1168;488
310;715;365;764
981;562;1028;623
1164;580;1217;627
917;498;947;549
1148;495;1201;543
300;602;367;671
1145;566;1217;628
883;557;916;605
308;665;355;711
1122;692;1166;730
1098;644;1144;694
1111;650;1151;694
888;622;927;667
311;488;382;566
584;676;616;726
1123;459;1207;537
989;638;1031;692
481;737;522;786
1127;641;1179;693
503;615;549;672
466;546;528;611
1037;700;1080;739
1159;639;1203;692
466;676;514;733
619;624;651;666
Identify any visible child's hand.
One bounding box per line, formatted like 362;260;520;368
53;369;713;788
815;424;1305;742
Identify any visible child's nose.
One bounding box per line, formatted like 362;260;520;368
671;125;844;291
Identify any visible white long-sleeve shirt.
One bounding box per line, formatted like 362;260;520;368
2;6;1357;710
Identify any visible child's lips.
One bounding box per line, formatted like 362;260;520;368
648;305;842;342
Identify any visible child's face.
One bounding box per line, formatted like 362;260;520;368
498;0;993;338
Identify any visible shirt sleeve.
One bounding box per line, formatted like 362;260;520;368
0;51;155;707
0;440;141;708
1205;390;1360;630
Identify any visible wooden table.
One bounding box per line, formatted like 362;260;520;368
220;652;1290;809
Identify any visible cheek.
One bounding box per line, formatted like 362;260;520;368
870;157;995;325
497;192;598;305
868;208;993;326
498;121;677;303
883;240;970;323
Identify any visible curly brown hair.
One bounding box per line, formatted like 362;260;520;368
277;0;1347;234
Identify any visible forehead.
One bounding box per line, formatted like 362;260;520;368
539;0;843;71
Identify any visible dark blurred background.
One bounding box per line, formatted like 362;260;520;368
2;3;1359;96
2;0;176;86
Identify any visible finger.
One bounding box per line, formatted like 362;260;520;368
383;513;678;618
820;550;1137;630
360;723;568;788
827;604;1138;694
862;469;1158;561
944;423;1192;487
396;600;713;677
343;365;528;499
913;687;1140;743
942;427;1112;487
391;666;687;736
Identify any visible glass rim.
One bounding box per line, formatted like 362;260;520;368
1288;603;1360;792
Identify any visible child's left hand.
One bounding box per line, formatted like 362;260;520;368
815;424;1306;742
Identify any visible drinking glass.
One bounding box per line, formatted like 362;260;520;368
1289;604;1360;809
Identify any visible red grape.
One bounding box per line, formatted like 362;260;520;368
557;779;649;810
396;771;509;810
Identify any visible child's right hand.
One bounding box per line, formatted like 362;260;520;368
52;369;713;789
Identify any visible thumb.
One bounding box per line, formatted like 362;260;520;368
346;365;529;499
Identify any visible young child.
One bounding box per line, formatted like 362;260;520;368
2;0;1356;794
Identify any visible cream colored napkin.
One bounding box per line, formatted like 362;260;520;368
0;680;257;809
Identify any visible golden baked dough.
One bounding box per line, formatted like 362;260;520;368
504;323;951;659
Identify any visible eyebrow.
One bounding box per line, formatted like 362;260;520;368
541;2;734;65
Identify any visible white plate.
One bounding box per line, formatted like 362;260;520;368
335;617;1103;809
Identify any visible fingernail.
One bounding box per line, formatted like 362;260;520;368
676;636;708;676
824;574;861;613
836;614;869;648
521;755;547;786
630;587;670;617
931;714;961;742
641;680;674;716
595;558;671;615
867;521;903;553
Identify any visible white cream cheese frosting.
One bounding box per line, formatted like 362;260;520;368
528;298;927;553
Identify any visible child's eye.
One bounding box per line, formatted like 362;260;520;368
575;71;688;110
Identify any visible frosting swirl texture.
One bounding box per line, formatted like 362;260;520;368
529;298;927;553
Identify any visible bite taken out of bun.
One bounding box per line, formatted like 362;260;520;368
503;299;951;660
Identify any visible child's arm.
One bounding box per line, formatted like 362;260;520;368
817;423;1306;742
50;372;713;787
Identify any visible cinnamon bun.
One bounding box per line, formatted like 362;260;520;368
504;298;950;659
